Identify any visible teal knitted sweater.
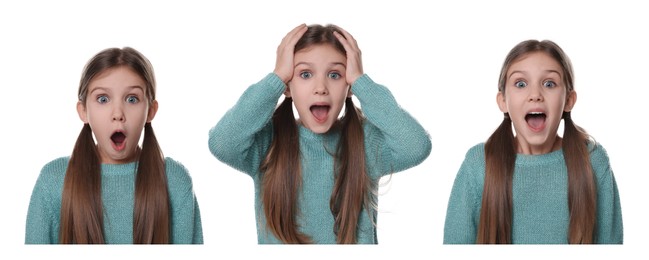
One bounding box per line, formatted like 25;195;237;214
25;157;203;244
208;73;431;244
443;142;623;244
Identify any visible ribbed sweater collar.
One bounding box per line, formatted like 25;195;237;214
100;161;138;176
515;148;564;166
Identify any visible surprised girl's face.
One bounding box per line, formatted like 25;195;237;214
497;52;576;155
286;44;351;134
77;66;157;164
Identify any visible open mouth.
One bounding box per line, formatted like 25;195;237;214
310;104;330;123
110;131;126;151
525;112;546;132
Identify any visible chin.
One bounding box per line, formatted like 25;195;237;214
308;126;331;134
305;121;334;134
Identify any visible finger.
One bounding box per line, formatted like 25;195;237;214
290;23;306;35
334;26;359;50
287;24;308;49
277;24;306;51
333;31;359;56
274;24;308;83
281;23;307;48
333;28;363;84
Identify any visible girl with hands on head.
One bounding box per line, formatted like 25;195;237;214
276;24;362;85
209;24;431;244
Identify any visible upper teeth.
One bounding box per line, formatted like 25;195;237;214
529;112;543;115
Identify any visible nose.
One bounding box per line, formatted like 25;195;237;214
314;78;329;95
112;104;125;122
528;85;544;102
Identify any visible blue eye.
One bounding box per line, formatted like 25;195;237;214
97;95;109;103
514;81;527;88
543;80;557;88
328;72;341;79
126;95;139;104
299;71;312;79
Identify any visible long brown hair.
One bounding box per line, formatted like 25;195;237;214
59;47;170;244
478;40;596;244
259;24;371;244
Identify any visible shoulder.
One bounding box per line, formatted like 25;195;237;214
164;157;194;186
588;141;610;161
464;143;486;163
38;156;70;182
449;143;486;194
165;157;188;171
41;156;70;171
163;157;198;206
31;156;70;196
587;141;613;178
456;143;487;179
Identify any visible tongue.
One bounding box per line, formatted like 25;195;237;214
527;116;545;129
112;133;126;144
311;106;329;122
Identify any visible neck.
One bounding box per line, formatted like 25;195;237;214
515;135;562;155
97;146;141;164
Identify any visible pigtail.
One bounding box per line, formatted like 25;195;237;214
260;97;310;244
330;97;371;244
60;123;104;244
562;112;596;243
133;122;170;243
478;113;515;244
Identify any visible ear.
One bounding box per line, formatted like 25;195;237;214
77;101;88;123
147;100;159;123
497;92;508;113
564;90;577;112
283;84;291;97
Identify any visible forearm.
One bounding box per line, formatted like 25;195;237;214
208;73;285;174
352;74;431;174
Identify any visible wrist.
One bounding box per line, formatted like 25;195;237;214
273;71;290;84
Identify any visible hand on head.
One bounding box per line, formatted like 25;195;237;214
274;24;308;84
332;26;364;85
274;24;365;86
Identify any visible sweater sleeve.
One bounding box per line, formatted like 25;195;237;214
25;157;68;244
165;158;204;244
208;73;286;176
351;74;431;177
590;144;624;244
443;144;484;244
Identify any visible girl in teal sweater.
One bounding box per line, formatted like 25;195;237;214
25;47;203;244
443;40;623;244
208;24;431;244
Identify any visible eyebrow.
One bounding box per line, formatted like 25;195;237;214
508;69;561;79
89;85;145;94
294;62;346;68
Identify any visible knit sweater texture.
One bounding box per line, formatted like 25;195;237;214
208;73;431;244
25;157;203;244
443;142;623;244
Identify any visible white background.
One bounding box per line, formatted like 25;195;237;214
1;0;646;259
